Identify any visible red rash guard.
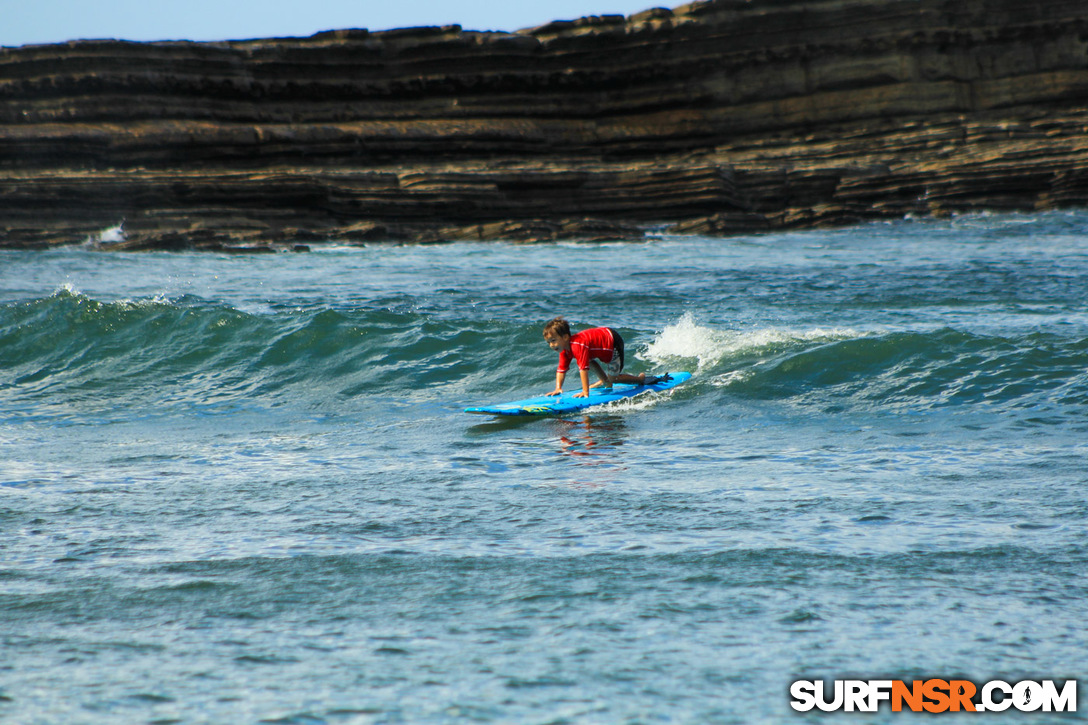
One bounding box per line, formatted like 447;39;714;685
557;327;615;372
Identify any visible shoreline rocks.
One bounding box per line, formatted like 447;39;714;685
3;0;1088;249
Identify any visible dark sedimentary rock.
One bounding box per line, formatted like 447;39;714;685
2;0;1088;249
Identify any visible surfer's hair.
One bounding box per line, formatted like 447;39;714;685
543;317;570;338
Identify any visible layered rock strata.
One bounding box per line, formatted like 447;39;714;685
2;0;1088;249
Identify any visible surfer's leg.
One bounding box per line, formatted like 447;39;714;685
605;349;646;385
603;329;648;385
588;360;612;388
602;329;627;385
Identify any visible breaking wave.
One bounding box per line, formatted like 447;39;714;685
3;294;1087;424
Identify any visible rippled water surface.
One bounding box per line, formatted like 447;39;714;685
2;213;1087;723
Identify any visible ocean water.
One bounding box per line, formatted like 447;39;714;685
2;213;1087;724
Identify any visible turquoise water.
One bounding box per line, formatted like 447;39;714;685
2;213;1087;723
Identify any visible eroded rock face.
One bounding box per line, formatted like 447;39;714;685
2;0;1088;248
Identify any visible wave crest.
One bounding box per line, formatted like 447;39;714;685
641;312;862;372
641;314;1088;413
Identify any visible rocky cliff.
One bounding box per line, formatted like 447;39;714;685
3;0;1088;249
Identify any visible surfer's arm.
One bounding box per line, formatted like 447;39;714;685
547;369;566;396
573;368;591;398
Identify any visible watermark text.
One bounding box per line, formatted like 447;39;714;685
790;679;1077;713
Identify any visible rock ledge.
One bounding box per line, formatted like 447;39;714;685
3;0;1088;248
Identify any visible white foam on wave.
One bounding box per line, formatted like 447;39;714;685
52;283;179;310
640;313;729;370
83;220;127;247
55;282;83;297
593;389;675;414
640;312;867;374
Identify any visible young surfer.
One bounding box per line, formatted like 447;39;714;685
543;317;660;398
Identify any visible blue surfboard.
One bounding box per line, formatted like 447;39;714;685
465;372;692;416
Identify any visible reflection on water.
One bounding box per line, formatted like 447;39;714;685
555;415;626;458
463;413;630;485
553;416;630;486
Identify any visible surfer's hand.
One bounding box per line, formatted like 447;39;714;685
573;391;588;398
546;388;562;396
